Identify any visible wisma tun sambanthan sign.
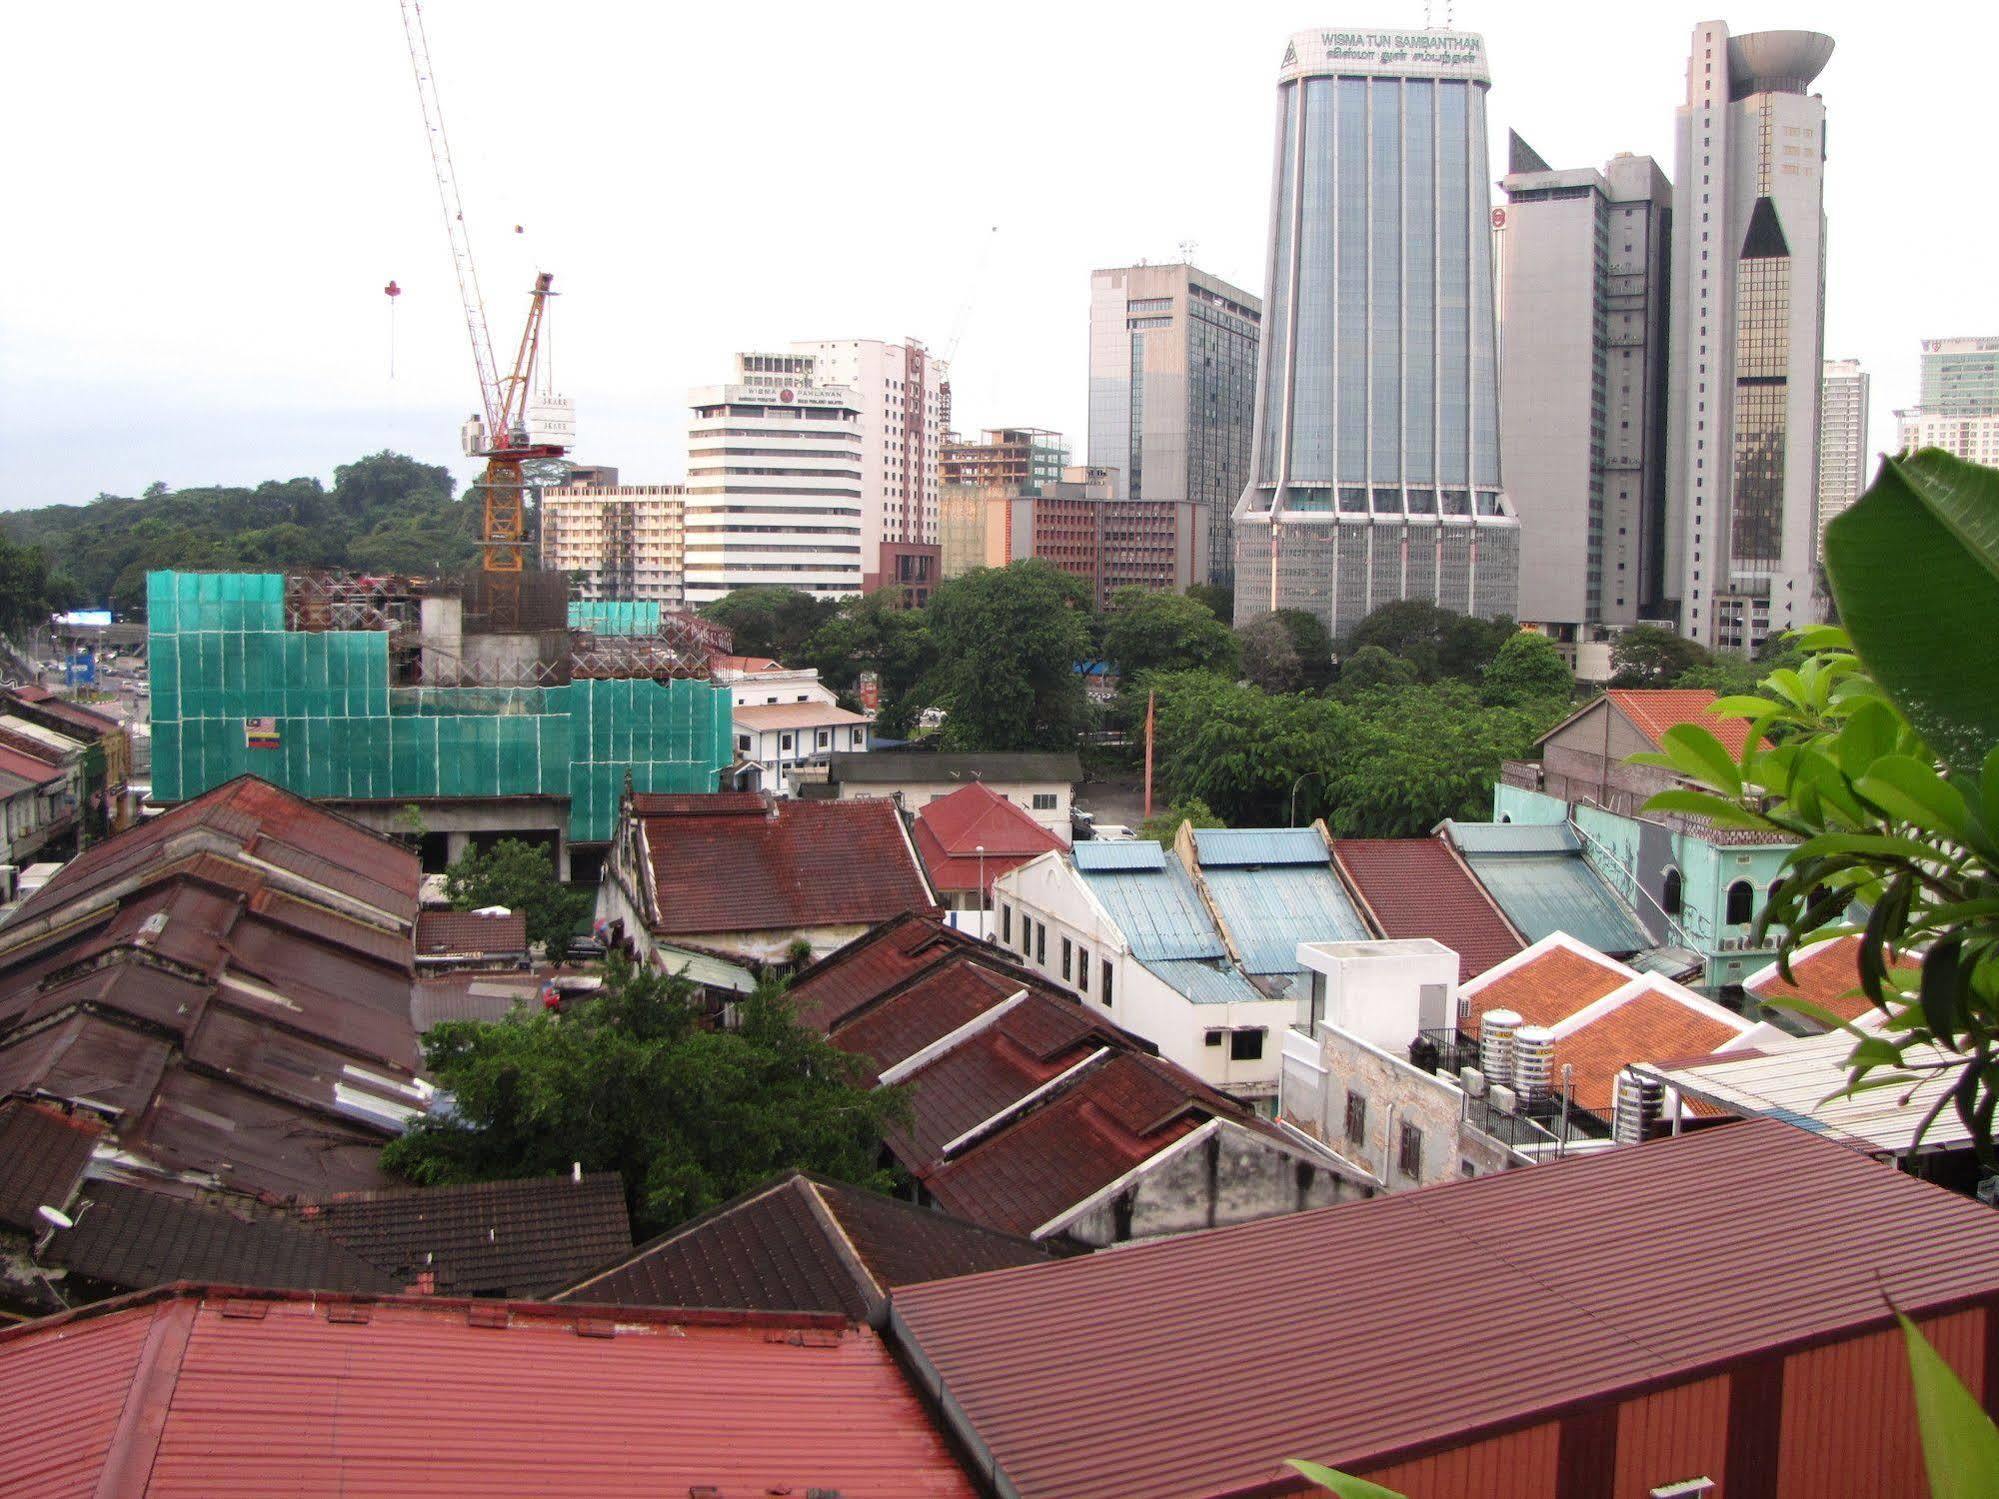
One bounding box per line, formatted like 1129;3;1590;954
1281;28;1489;83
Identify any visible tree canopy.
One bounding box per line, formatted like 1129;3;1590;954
1481;630;1573;706
0;453;478;613
1235;612;1306;695
1102;587;1236;679
382;960;904;1236
1608;622;1709;686
1138;796;1225;844
922;561;1094;751
445;837;591;956
697;586;842;662
800;590;938;738
0;533;75;633
1346;599;1517;681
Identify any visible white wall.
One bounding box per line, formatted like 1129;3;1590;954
1297;940;1460;1054
993;853;1291;1103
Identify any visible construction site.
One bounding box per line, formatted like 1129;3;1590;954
147;569;734;879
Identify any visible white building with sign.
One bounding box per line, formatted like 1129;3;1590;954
681;354;868;603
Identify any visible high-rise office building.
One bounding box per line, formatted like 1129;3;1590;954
681;353;866;605
1897;337;1999;467
792;338;948;605
1233;28;1519;642
1088;264;1261;587
1664;22;1835;653
1497;138;1672;652
1816;359;1870;546
1917;336;1999;416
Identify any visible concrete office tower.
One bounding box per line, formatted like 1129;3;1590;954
1816;359;1870;546
1234;28;1519;642
1897;337;1999;467
1088;265;1261;587
1917;337;1999;415
1664;22;1835;653
540;484;688;604
793;338;948;604
681;353;866;605
1497;139;1672;652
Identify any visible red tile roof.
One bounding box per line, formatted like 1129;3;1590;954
1608;686;1759;759
785;912;989;1033
413;908;530;959
1332;837;1525;981
558;1171;1049;1320
0;1288;977;1497
1553;984;1753;1113
638;794;934;935
892;1119;1999;1498
911;783;1065;895
1459;936;1634;1031
1747;935;1888;1024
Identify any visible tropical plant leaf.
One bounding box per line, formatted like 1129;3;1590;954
1641;788;1773;828
1854;756;1974;842
1285;1459;1407;1498
1658;723;1743;795
1824;450;1999;779
1899;1312;1999;1498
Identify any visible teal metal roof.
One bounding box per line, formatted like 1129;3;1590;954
655;944;759;994
1191;828;1328;867
1074;847;1228;964
1200;865;1371;975
1140;957;1270;1006
1073;841;1168;872
1444;821;1653;956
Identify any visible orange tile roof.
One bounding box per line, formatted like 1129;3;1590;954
1553;989;1749;1113
1462;942;1631;1031
1607;688;1758;760
1747;936;1894;1025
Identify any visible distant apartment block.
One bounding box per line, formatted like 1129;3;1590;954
1029;466;1198;609
794;338;947;605
682;353;866;605
1897;336;1999;467
1497;139;1672;653
540;484;687;604
1088;264;1260;587
1817;359;1870;547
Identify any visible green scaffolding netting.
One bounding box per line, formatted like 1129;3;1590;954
148;572;732;841
567;600;663;636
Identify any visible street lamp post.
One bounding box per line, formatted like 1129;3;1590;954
976;845;987;934
1289;771;1326;829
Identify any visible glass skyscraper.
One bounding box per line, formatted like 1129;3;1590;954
1234;28;1517;641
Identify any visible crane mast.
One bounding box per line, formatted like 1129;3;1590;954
399;0;565;591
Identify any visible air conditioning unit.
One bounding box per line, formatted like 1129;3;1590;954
1204;1029;1225;1047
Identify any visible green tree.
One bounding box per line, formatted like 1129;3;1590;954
1102;588;1237;679
381;960;904;1235
699;586;840;662
1347;599;1516;680
1138;796;1226;843
1185;581;1235;625
1237;612;1305;695
1610;622;1710;685
1322;683;1554;835
800;590;937;737
1481;631;1572;706
922;561;1094;751
0;534;73;633
1149;670;1350;824
445;837;591;956
1336;644;1418;692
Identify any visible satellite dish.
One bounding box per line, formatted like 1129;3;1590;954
37;1205;73;1230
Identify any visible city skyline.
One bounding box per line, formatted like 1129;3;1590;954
0;2;1989;508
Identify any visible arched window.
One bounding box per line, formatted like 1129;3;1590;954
1726;879;1754;926
1662;868;1683;919
1499;813;1512;824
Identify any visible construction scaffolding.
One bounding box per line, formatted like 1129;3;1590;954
148;572;733;843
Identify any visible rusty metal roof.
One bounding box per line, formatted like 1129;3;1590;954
893;1118;1999;1497
0;1288;978;1497
557;1170;1048;1321
1332;836;1526;981
0;1098;100;1232
413;908;530;959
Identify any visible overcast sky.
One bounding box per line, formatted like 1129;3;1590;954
2;0;1991;508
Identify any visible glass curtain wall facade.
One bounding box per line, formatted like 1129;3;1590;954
1235;29;1516;641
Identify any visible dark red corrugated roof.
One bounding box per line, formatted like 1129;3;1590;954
894;1118;1999;1498
0;1288;977;1497
0;1098;100;1233
640;794;933;935
829;960;1028;1080
785;912;988;1033
911;783;1065;895
413;908;530;958
557;1170;1048;1319
1333;836;1525;981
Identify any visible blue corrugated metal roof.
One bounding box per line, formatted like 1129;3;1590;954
1140;957;1270;1006
1075;851;1228;963
1200;866;1371;975
1441;820;1578;856
1190;828;1329;867
1449;819;1653;956
1074;841;1168;872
